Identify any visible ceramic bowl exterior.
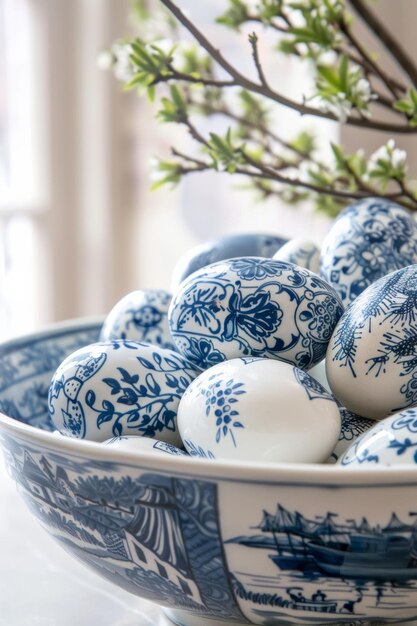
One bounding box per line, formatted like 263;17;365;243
178;358;341;463
326;265;417;419
100;289;176;351
171;233;288;290
4;321;417;625
320;197;417;305
49;341;198;446
273;239;320;273
169;257;344;371
339;408;417;467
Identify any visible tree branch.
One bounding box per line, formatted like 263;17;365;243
339;20;405;99
348;0;417;88
159;0;417;134
172;145;414;208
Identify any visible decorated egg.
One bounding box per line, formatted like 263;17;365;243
339;408;417;467
320;197;417;305
273;238;320;273
48;341;198;445
171;233;287;290
178;358;341;463
327;265;417;419
104;436;188;456
100;289;175;351
328;408;376;463
169;257;344;370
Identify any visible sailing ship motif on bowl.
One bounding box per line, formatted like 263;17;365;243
229;504;417;582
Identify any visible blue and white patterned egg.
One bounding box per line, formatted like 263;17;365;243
48;341;198;445
171;233;288;290
100;289;175;351
178;358;341;463
320;197;417;305
339;408;417;467
327;265;417;419
169;257;344;370
273;238;320;273
104;436;188;456
327;408;376;463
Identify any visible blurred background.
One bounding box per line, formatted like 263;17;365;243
0;0;414;340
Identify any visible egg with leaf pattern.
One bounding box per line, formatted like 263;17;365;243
48;341;198;445
169;256;344;370
327;265;417;419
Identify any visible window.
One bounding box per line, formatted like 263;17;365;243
1;1;341;337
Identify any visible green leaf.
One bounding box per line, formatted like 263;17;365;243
331;142;346;169
170;85;186;112
317;64;341;90
338;55;349;92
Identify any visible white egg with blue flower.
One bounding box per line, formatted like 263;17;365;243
320;197;417;305
327;264;417;419
48;341;198;445
178;358;341;463
100;289;175;351
169;257;344;370
339;408;417;467
273;238;320;273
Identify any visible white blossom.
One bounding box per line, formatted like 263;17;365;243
316;92;352;123
352;78;373;104
368;140;408;175
112;43;135;82
97;50;114;71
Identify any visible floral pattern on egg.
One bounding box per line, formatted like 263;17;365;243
320;197;417;305
169;257;343;370
328;408;376;463
100;289;176;351
178;358;341;463
339;408;417;466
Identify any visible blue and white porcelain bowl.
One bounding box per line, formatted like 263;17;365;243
3;319;417;625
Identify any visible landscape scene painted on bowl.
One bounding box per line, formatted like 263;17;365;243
3;432;417;625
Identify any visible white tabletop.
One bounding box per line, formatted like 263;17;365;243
0;466;172;626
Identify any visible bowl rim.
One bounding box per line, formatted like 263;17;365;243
1;316;417;487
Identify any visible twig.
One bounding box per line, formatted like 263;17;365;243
153;67;237;89
348;0;417;88
339;19;403;100
249;33;268;88
173;147;415;208
159;0;417;134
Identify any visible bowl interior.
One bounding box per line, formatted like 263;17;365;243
0;320;101;431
